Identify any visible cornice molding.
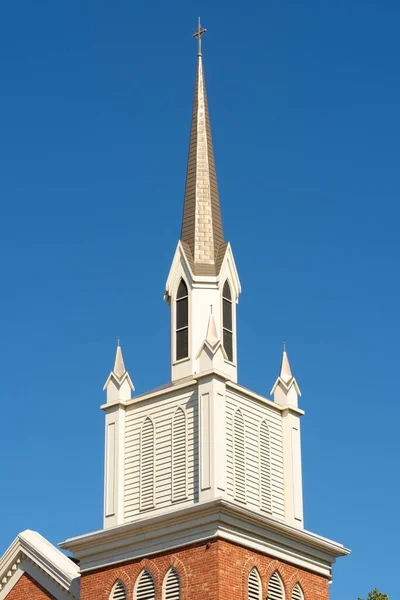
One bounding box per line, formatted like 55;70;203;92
60;499;349;580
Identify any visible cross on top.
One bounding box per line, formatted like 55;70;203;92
192;17;207;56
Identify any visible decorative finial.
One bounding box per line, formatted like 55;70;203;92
283;341;286;352
210;304;213;314
192;17;207;56
117;336;121;347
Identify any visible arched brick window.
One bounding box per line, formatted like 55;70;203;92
110;580;126;600
248;567;262;600
163;567;180;599
268;571;285;600
135;569;155;600
292;583;304;600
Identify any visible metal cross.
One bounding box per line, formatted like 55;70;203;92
192;17;207;56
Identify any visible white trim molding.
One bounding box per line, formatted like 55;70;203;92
60;499;349;580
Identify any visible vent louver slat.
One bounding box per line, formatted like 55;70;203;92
268;571;285;600
233;410;246;502
248;568;261;600
164;568;180;599
260;420;272;513
140;418;155;510
136;570;155;600
112;580;126;600
292;583;304;600
172;408;187;502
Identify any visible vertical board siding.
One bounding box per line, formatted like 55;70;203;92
233;409;246;502
125;389;198;521
140;418;155;510
172;407;187;502
226;390;284;519
260;420;272;513
163;568;180;600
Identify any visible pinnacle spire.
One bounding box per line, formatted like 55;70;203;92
113;340;126;378
280;343;293;383
180;21;225;276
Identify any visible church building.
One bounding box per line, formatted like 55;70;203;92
0;21;349;600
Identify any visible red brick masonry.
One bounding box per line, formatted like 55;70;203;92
81;539;330;600
5;572;55;600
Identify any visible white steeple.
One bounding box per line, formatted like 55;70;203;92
271;343;301;407
165;21;241;383
103;340;134;404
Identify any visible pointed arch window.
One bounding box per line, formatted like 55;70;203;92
248;567;262;600
140;417;155;510
259;419;272;513
135;569;155;600
110;580;126;600
176;279;189;361
292;583;304;600
172;407;187;502
163;567;180;600
222;280;233;362
233;409;246;502
268;571;285;600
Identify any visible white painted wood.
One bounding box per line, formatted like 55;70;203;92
268;571;285;600
140;418;155;511
105;422;116;517
172;407;187;502
215;392;226;492
233;409;246;502
200;392;211;490
292;426;302;522
104;404;126;528
248;567;262;600
135;569;155;600
163;568;180;600
259;420;272;513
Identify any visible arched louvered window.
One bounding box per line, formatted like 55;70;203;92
222;280;233;362
248;567;262;600
140;418;155;510
259;419;272;513
268;571;285;600
111;580;126;600
292;583;304;600
135;569;155;600
233;409;246;502
172;407;187;502
163;567;180;600
176;279;189;361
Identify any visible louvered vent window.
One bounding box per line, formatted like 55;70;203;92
248;567;261;600
135;569;155;600
111;580;126;600
176;279;189;361
292;583;304;600
233;409;246;502
172;408;187;502
260;420;272;513
163;568;180;600
222;280;233;362
140;418;155;510
268;571;285;600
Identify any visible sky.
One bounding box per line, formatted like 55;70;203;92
0;1;398;598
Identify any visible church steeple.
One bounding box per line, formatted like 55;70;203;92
180;19;225;275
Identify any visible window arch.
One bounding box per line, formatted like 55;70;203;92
259;419;272;513
176;279;189;361
110;580;126;600
292;583;304;600
222;280;233;362
163;567;180;600
172;407;187;502
140;417;155;510
135;569;155;600
233;409;246;502
268;571;285;600
248;567;262;600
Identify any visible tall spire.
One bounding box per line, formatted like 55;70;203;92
180;20;225;275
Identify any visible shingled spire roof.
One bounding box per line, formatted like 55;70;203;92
180;20;226;276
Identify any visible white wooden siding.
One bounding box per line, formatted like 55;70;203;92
259;419;272;513
172;407;187;502
140;417;155;510
226;389;284;519
124;388;198;521
233;409;246;502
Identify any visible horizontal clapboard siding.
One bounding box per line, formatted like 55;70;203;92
226;389;284;519
124;388;198;521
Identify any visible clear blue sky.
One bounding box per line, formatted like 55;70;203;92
0;1;397;598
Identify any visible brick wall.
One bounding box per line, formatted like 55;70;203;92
80;539;329;600
5;572;55;600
